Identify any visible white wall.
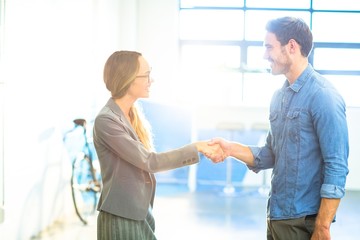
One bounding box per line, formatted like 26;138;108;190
137;0;181;103
0;0;144;239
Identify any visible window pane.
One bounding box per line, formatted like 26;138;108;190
247;46;269;71
242;73;284;106
178;71;243;106
245;10;310;40
181;45;241;70
179;10;244;40
313;0;360;11
181;0;243;8
180;45;242;105
312;13;360;43
326;75;360;107
246;0;310;8
313;48;360;71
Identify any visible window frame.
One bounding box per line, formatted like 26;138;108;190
178;1;360;106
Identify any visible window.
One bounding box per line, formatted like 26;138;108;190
179;10;244;40
313;0;360;11
179;1;360;106
313;48;360;71
245;11;310;41
312;12;360;43
180;0;243;8
246;0;309;9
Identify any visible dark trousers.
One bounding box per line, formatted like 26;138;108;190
267;215;316;240
97;208;156;240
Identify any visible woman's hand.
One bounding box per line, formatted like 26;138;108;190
196;139;228;163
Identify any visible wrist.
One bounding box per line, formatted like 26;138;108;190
315;219;331;230
195;141;205;152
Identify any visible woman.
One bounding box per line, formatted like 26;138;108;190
93;50;219;240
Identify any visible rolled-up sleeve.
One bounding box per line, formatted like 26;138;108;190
248;145;275;173
321;184;346;198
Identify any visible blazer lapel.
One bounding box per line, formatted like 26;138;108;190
106;98;139;141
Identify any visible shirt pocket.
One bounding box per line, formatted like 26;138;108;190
286;110;300;143
269;111;280;136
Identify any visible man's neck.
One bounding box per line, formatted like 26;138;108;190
286;58;309;84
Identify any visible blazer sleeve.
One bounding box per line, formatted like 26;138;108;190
94;113;199;173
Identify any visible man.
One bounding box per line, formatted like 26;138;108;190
208;16;349;240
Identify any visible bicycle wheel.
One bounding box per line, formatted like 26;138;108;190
71;153;100;224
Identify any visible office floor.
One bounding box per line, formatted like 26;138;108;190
33;184;360;240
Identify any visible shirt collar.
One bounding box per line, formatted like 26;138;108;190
285;64;314;93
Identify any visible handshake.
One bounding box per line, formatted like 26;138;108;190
196;138;230;163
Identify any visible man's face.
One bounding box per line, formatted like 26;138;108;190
263;32;291;76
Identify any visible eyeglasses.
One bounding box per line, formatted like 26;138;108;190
135;74;153;83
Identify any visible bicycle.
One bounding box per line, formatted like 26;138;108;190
63;118;102;225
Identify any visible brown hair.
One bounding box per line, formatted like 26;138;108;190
266;16;313;57
103;51;153;150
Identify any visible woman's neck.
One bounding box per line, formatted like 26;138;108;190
114;96;134;121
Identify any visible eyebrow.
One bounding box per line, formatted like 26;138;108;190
140;68;152;75
264;43;272;48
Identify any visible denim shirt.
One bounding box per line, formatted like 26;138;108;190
249;64;349;220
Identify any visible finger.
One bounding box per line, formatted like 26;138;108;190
207;138;218;146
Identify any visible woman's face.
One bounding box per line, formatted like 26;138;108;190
127;55;153;100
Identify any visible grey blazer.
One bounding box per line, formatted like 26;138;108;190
93;98;199;221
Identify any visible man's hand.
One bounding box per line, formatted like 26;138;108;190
196;141;225;163
205;138;231;163
311;226;330;240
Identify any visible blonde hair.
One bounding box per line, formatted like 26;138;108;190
103;51;154;151
129;104;154;151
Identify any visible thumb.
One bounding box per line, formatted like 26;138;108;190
208;137;221;146
207;139;216;146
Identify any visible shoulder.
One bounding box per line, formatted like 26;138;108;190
308;72;343;102
310;87;346;119
94;105;128;136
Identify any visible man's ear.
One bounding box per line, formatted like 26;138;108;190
288;39;298;54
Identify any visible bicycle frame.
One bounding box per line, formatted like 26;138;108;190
63;118;102;225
